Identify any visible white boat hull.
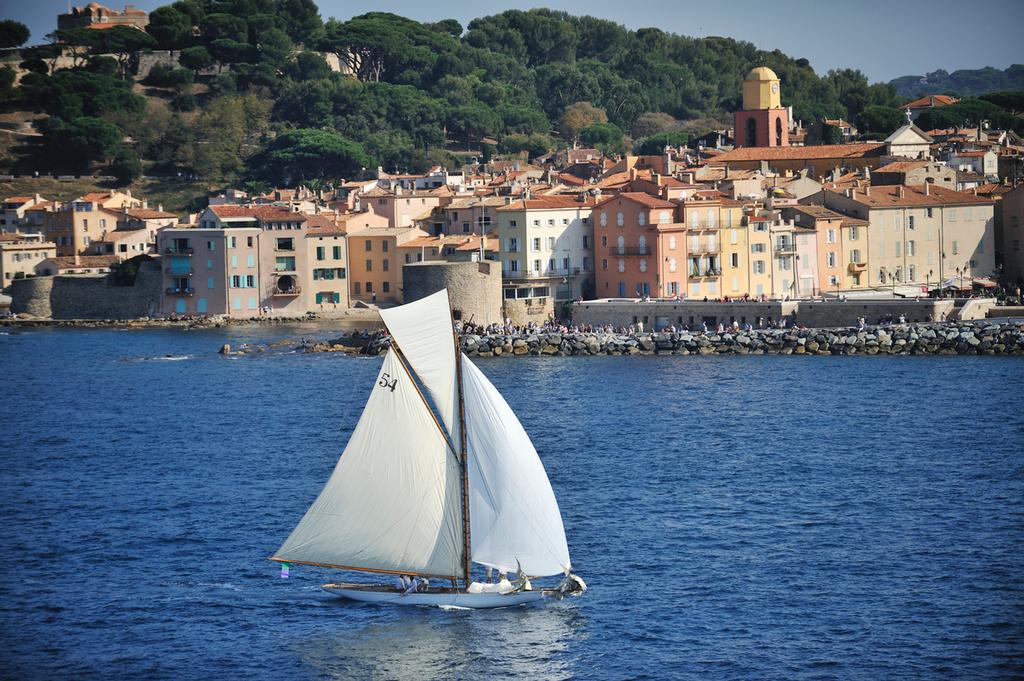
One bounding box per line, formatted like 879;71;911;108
322;583;551;609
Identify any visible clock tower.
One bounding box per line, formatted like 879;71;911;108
733;66;789;148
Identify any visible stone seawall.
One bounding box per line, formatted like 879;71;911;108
10;263;162;319
358;321;1024;357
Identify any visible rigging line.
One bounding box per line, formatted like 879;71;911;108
452;308;472;588
390;342;461;464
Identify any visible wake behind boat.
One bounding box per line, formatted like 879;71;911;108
270;289;585;609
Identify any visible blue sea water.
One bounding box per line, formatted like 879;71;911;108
1;325;1023;680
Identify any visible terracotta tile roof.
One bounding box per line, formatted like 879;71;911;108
951;150;987;158
833;184;994;208
496;195;598;211
454;235;499;251
788;205;846;221
25;201;57;211
3;196;34;203
714;143;886;163
125;208;177;219
209;205;301;222
45;255;119;269
903;94;959;109
596;191;676;210
874;161;930;173
80;191;115;202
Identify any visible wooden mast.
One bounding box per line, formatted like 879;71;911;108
452;316;471;590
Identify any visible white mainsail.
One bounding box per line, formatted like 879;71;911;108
272;350;464;578
379;290;460;449
461;355;572;577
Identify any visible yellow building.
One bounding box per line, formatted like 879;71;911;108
346;226;427;304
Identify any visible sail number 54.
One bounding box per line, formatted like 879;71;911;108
378;373;398;392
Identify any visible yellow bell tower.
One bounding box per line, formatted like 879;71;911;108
742;66;782;110
734;66;789;147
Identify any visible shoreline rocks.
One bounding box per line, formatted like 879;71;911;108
350;321;1024;357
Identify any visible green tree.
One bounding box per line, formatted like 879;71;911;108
147;6;192;49
820;122;843;144
47;116;123;171
88;25;157;77
635;131;689;155
109;147;142;185
278;0;324;45
285;52;331;81
256;27;293;67
857;105;905;135
0;20;30;48
0;66;15;98
499;132;554;158
200;13;248;43
248;128;372;184
179;46;213;71
580;122;627;156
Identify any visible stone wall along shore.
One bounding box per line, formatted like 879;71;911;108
357;321;1024;357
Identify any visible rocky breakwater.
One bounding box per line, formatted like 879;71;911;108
358;321;1024;357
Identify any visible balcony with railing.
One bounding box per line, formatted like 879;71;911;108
165;287;195;296
163;246;193;255
690;244;721;254
774;242;796;255
688;267;722;279
272;285;302;296
607;246;650;257
847;261;867;273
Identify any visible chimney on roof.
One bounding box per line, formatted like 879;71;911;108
924;183;929;196
629;167;637;181
898;186;905;198
865;185;871;196
972;187;978;195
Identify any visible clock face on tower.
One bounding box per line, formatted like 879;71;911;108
771;83;779;94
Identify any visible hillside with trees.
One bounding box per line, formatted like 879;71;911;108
0;2;1019;194
889;65;1024;99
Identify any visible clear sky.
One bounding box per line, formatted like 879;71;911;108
8;0;1023;82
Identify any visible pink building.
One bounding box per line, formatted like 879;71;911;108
592;192;685;299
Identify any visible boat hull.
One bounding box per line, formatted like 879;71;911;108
322;583;551;609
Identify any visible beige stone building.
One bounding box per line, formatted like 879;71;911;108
39;191;142;256
823;184;996;290
998;184;1024;286
1;233;57;284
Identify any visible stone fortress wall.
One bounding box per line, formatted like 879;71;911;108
10;262;162;319
402;260;503;327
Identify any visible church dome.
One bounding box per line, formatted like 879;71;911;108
745;66;779;82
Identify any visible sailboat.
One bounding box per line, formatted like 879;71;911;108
270;289;585;609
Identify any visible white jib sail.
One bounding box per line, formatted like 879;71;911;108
273;350;464;578
461;355;571;577
379;289;460;449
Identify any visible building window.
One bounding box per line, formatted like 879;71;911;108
907;241;915;256
583;235;589;248
850;249;861;263
532;237;540;252
276;237;294;251
826;229;836;244
333;246;342;259
908;216;915;230
952;241;959;255
509;220;517;227
669;236;677;250
508;238;518;252
365;259;372;272
753;260;765;274
617;259;625;273
827;252;837;267
849;225;859;240
354;282;361;294
316;246;325;260
547;236;555;250
383;281;390;293
382;259;389;272
365;240;372;251
382;241;388;253
730;253;739;268
616;212;624;227
231;275;241;288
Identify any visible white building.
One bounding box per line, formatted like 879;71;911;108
494;195;597;302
